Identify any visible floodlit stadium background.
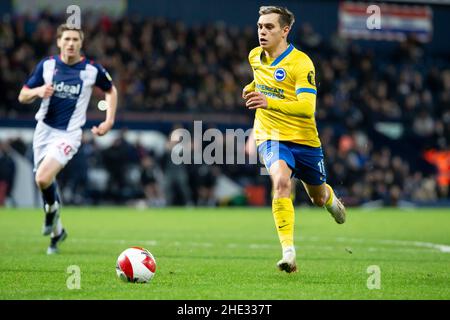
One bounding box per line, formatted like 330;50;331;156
1;0;449;209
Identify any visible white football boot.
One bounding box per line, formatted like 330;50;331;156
277;246;297;273
47;228;68;255
325;186;345;224
326;191;346;224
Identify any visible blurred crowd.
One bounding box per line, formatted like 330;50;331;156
1;12;449;206
0;130;261;207
0;12;257;115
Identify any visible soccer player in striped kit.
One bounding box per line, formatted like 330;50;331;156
18;24;118;254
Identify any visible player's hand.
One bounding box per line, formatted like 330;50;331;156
91;120;113;137
245;92;268;110
242;89;251;100
38;84;54;99
242;87;256;100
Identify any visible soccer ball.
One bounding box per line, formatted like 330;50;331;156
116;247;156;283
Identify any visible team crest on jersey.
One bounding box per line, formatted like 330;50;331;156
274;68;286;82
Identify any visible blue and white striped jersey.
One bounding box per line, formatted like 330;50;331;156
24;55;113;131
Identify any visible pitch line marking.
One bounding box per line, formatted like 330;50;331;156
65;237;450;253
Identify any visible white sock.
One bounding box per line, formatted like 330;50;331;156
283;245;296;258
45;201;59;213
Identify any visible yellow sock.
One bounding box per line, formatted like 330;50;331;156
325;184;334;207
272;198;295;249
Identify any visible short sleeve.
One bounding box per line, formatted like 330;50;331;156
294;55;317;96
24;59;46;89
94;63;113;92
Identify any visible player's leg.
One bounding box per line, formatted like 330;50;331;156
34;133;79;254
269;160;297;273
36;156;70;255
292;144;346;224
33;124;64;237
302;181;346;224
35;156;64;236
259;140;297;273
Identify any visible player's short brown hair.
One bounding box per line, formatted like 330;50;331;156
259;6;295;28
56;24;84;41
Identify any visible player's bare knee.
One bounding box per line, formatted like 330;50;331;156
35;173;52;190
273;177;291;195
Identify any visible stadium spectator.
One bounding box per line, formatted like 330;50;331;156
161;128;194;206
424;149;450;199
0;141;16;206
140;153;166;207
102;129;136;202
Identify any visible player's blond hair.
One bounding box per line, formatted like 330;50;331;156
56;24;84;41
259;6;295;29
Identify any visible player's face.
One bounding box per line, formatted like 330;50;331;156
57;30;82;59
257;13;289;50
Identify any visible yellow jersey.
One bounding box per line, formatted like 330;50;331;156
244;44;321;147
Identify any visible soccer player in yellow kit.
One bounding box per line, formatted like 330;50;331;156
243;6;346;273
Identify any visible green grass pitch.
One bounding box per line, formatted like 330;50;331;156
0;207;449;300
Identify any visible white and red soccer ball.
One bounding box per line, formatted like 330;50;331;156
116;247;156;283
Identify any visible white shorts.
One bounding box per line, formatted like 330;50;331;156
33;121;82;171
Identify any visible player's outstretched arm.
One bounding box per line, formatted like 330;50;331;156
91;85;118;137
18;84;54;104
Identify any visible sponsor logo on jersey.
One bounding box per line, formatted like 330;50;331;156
255;84;285;99
52;81;81;99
